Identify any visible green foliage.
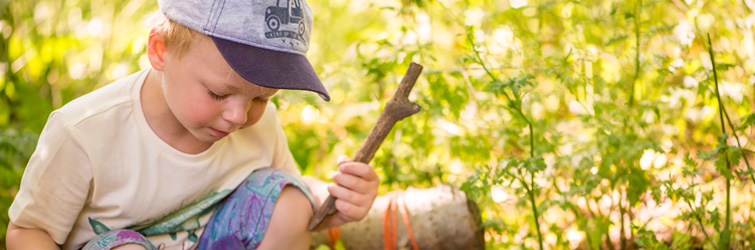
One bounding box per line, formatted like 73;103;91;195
737;113;755;131
633;225;669;250
0;129;37;246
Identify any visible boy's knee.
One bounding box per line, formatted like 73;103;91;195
257;186;313;249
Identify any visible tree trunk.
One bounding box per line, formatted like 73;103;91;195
311;185;484;250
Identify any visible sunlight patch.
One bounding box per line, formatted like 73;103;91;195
510;0;528;9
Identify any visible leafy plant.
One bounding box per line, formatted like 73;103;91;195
0;129;37;246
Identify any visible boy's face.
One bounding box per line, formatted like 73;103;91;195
158;36;278;143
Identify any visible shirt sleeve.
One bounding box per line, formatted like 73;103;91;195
8;111;92;244
268;103;301;176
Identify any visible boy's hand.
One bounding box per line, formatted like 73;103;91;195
326;155;379;226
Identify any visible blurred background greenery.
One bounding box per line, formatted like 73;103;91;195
3;0;755;249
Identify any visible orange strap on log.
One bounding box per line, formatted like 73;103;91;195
326;191;419;250
382;191;419;250
326;226;341;249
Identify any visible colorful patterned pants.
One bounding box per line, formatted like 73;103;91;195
81;167;314;250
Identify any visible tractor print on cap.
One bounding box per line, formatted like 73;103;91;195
264;0;307;45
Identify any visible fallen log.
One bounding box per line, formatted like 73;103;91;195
311;185;484;250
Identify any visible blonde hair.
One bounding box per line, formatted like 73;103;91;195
145;11;205;57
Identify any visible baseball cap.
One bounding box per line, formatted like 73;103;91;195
158;0;330;101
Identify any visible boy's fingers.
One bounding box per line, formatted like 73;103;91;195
332;173;370;192
327;183;371;206
329;155;379;223
338;162;379;181
334;199;369;221
336;155;351;166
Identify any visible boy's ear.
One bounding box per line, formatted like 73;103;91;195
147;28;166;71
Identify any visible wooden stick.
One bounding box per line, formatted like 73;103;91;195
307;62;424;231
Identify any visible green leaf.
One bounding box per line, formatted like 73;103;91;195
484;74;535;98
524;157;547;173
710;207;722;232
736;167;755;177
481;218;508;234
715;155;734;179
699;136;728;161
682;153;703;176
728;147;742;167
627;168;650;205
737;113;755;131
670;231;692;249
715;63;736;71
605;35;629;46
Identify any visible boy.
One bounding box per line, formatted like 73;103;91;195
5;0;379;249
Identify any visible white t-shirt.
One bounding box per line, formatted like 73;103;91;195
8;68;300;249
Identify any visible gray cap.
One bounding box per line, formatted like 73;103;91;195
159;0;330;101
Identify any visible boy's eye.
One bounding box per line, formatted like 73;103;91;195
207;90;228;101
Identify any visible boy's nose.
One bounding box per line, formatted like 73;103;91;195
222;101;250;126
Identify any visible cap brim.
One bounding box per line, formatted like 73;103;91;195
212;37;330;101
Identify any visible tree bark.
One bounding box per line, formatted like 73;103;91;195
311;185;484;250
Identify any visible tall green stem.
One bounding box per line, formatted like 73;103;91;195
719;86;755;184
707;33;731;249
629;0;642;107
514;84;542;250
616;3;643;247
516;173;544;250
468;33;544;250
685;199;720;250
527;176;544;250
467;33;513;103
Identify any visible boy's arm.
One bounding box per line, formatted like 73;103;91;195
7;112;92;247
6;221;60;250
301;176;340;230
256;186;313;250
302;155;379;230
